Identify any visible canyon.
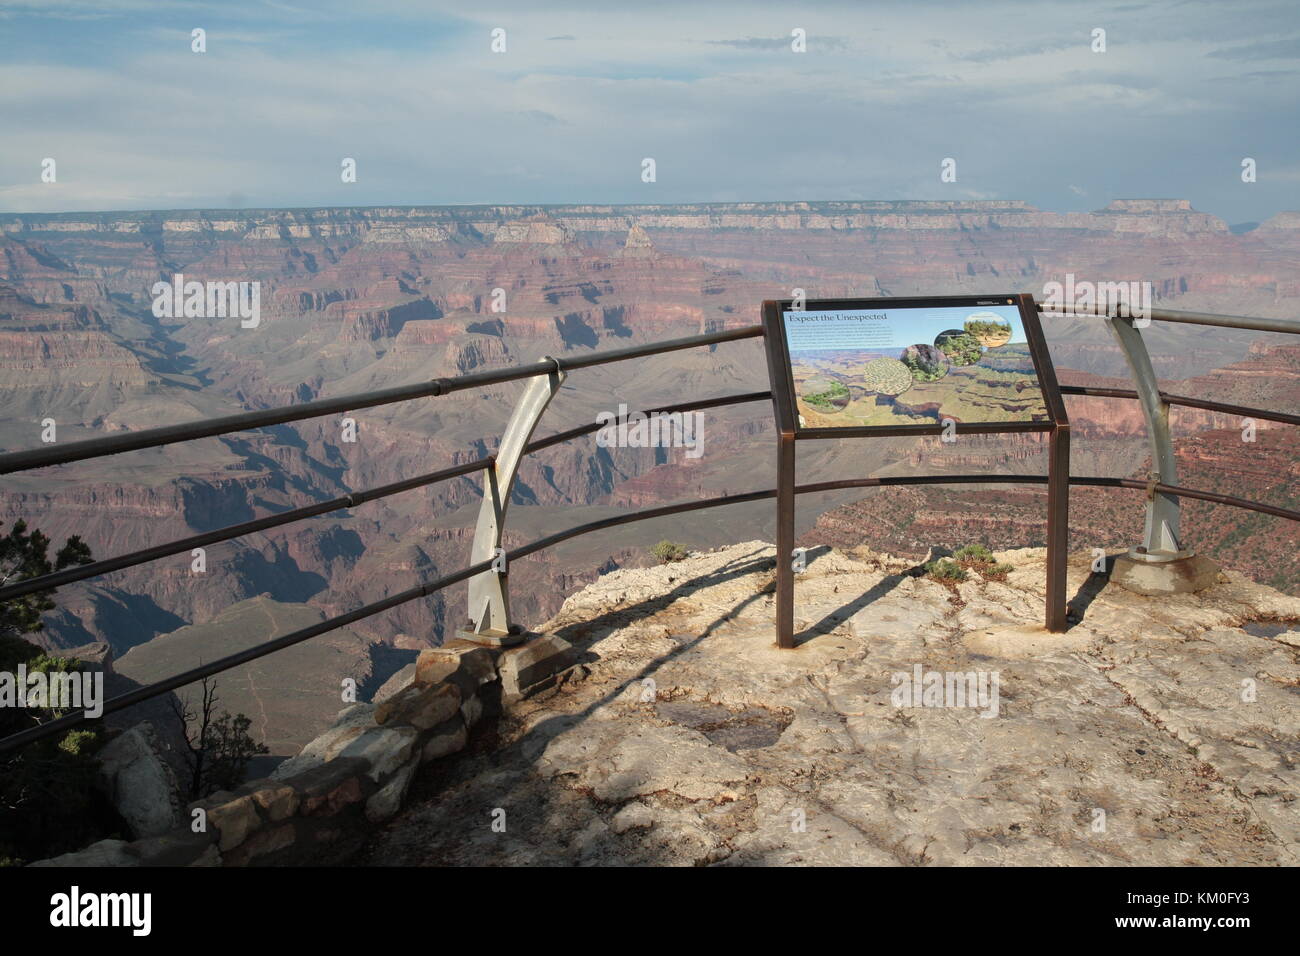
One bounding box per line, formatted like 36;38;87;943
1;198;1297;757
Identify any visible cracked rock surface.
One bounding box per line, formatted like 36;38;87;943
361;542;1300;866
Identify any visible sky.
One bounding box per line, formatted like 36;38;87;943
1;0;1298;223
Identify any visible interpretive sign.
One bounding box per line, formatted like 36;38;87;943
761;293;1070;647
765;294;1064;436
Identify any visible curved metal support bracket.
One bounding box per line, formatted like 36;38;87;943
1107;317;1187;562
459;358;566;645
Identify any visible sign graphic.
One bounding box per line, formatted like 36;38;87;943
779;300;1051;430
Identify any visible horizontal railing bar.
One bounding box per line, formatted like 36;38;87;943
523;390;773;454
797;475;1048;493
0;456;495;604
550;325;764;370
798;473;1300;521
1060;385;1300;427
1039;303;1300;336
1;389;776;603
0;376;503;476
0;325;764;476
1157;394;1300;428
1059;385;1138;400
0;555;497;755
509;489;779;560
1149;480;1300;522
5;468;1296;754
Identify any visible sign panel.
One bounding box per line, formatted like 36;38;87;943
760;292;1070;646
764;294;1064;435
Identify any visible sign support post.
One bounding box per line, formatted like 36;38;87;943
1046;422;1071;632
765;305;801;649
775;433;796;648
763;293;1069;645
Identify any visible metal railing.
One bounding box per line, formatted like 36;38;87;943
1041;302;1300;559
1;300;1297;754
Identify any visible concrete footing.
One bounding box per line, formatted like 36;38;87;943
498;632;577;703
1111;552;1222;596
455;624;527;647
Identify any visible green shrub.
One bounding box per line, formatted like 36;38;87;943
0;520;92;637
804;380;849;410
900;344;949;382
0;640;115;865
0;524;114;864
935;331;983;367
924;559;968;582
954;544;994;563
650;540;689;564
952;544;1013;580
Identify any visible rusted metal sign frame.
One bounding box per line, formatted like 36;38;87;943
762;293;1070;647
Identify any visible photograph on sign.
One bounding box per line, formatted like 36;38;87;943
781;301;1049;429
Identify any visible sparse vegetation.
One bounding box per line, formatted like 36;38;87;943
964;318;1012;348
170;676;269;800
934;330;983;366
954;543;1014;580
900;344;950;382
924;545;1015;590
650;540;689;564
803;379;849;409
924;558;968;583
0;525;109;866
0;634;113;866
0;519;92;639
954;543;993;562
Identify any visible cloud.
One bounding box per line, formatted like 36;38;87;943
956;36;1079;63
0;0;1295;225
708;35;850;52
1208;35;1300;60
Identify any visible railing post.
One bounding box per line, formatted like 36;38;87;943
1107;316;1187;561
775;432;796;648
458;357;566;647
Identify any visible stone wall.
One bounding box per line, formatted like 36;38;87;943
30;633;575;867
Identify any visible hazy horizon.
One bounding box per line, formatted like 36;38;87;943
0;196;1287;227
3;0;1298;223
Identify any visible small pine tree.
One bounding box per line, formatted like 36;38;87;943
0;525;105;865
0;636;110;864
0;520;92;639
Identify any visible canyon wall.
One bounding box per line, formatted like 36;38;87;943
2;197;1296;754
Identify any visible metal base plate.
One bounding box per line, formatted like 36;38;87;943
1125;547;1194;565
455;626;527;648
1112;552;1220;596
